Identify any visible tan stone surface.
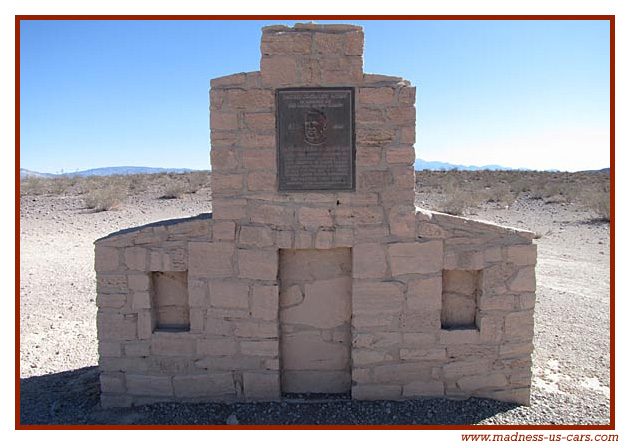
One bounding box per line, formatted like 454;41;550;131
242;149;276;170
126;374;173;397
402;380;445;397
227;88;274;109
458;373;508;391
407;276;442;311
97;312;137;341
507;244;537;266
238;249;278;280
298;207;333;228
353;243;387;278
352;349;389;366
261;32;312;55
239;225;274;247
124;247;146;271
400;347;447;361
388;241;443;276
352;384;402;400
439;329;480;345
353;282;404;315
279;248;351;281
96;293;127;309
210;111;238;130
282;331;349;370
315;230;334;249
261;57;299;85
234;320;278;339
241;340;279;357
282;370;350;394
281;277;350;328
510;267;537;292
100;373;126;393
172;373;236;398
128;273;150;291
252;285;279;321
95;246;119;271
211;173;243;195
197;338;237;356
250;204;294;226
243;372;280;399
210;148;239;171
151;334;195;357
212;221;236;241
188;242;234;277
209;281;249;309
373;362;432;384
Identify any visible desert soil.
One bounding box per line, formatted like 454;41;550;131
18;176;611;426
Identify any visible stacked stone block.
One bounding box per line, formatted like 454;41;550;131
95;23;536;408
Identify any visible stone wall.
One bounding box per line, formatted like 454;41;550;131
95;23;536;408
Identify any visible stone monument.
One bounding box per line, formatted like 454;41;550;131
94;23;537;408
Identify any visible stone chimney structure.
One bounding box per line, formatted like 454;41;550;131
94;23;537;408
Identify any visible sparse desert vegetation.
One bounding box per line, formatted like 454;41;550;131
20;171;212;208
414;170;610;220
20;169;609;221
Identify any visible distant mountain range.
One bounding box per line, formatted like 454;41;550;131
414;159;609;173
20;161;609;179
580;167;610;173
20;166;195;179
20;168;55;178
414;159;535;171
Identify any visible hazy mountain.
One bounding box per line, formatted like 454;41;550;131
20;166;195;178
64;166;196;177
579;167;610;173
414;159;533;171
20;168;55;179
21;161;605;179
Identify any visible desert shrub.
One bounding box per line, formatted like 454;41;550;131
509;178;531;194
48;175;78;195
76;176;105;195
186;171;210;193
84;186;126;211
127;174;149;194
20;177;47;196
528;180;579;204
440;189;478;216
583;190;611;221
161;183;186;199
483;184;516;205
593;193;611;221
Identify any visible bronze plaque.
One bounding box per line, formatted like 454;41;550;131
277;88;355;191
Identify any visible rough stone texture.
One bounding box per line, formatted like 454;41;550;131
94;23;536;407
280;248;351;393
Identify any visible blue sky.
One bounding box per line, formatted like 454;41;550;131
19;19;610;173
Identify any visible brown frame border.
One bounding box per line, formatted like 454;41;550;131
15;14;615;431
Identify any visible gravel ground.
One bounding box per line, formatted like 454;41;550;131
18;179;611;426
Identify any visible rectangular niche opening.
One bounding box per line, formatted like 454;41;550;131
151;271;190;332
441;269;480;330
279;248;352;396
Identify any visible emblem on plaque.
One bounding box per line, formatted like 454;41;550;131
303;109;328;146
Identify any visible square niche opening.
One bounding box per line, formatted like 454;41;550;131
151;271;190;332
441;269;480;330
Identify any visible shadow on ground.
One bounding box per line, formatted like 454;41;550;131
20;366;518;426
